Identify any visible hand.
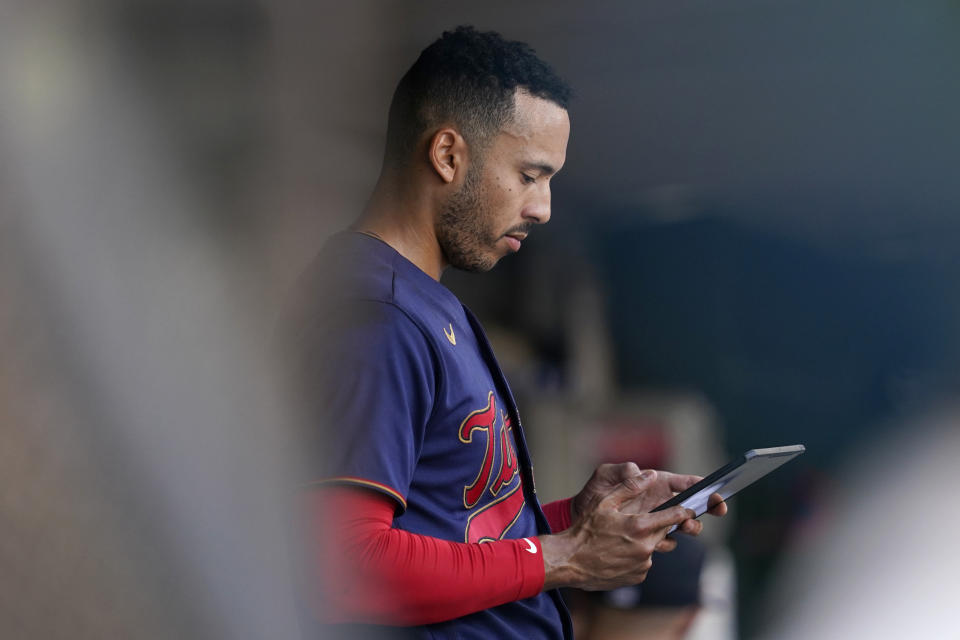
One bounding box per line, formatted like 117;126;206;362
540;469;696;591
571;463;727;550
570;462;649;523
618;469;728;544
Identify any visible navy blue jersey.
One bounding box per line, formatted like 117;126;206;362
293;232;572;639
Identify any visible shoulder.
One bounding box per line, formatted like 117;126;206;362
298;232;400;305
292;232;462;328
287;236;416;345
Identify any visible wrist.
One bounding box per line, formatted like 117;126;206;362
539;531;581;591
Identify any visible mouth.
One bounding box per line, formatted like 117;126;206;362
503;232;527;252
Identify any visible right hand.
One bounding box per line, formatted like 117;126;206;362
539;469;695;591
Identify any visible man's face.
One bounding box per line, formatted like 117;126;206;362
437;91;570;272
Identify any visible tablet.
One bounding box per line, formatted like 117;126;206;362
651;445;806;531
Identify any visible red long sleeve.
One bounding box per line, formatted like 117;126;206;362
540;497;574;532
304;486;545;626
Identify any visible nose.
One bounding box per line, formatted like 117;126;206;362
523;185;551;225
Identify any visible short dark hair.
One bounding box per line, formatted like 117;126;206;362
384;25;571;165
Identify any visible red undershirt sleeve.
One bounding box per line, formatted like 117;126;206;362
305;486;546;626
540;497;574;533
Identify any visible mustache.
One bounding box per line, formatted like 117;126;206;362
503;223;534;237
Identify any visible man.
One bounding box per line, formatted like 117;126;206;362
289;26;725;639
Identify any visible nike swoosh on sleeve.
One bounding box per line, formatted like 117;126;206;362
522;537;537;554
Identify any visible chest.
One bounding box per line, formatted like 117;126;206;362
404;309;534;543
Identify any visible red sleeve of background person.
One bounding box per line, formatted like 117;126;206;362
540;497;574;532
307;486;545;626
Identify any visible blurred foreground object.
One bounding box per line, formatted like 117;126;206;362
759;405;960;639
0;3;299;638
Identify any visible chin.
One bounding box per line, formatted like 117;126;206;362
449;252;499;273
454;260;497;274
442;239;502;273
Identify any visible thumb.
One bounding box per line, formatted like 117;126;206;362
604;469;657;508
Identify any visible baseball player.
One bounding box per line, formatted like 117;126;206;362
288;26;726;639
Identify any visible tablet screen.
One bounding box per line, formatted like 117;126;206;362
652;445;806;523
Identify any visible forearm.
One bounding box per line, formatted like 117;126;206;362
310;487;544;626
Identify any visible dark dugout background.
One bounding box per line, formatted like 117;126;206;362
2;1;958;638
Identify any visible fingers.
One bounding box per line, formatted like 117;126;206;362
602;469;657;507
596;461;643;485
678;517;703;536
616;506;690;548
654;536;678;553
665;472;702;493
707;493;728;517
613;462;643;482
642;505;695;532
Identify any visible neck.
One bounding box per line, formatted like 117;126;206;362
353;169;447;280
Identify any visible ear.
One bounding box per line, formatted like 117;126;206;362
427;127;466;184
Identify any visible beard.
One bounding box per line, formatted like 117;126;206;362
436;164;499;272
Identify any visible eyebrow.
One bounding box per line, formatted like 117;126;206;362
523;161;558;176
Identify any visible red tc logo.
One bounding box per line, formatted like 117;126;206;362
458;391;523;543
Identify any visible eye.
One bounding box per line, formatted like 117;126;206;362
521;173;536;185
